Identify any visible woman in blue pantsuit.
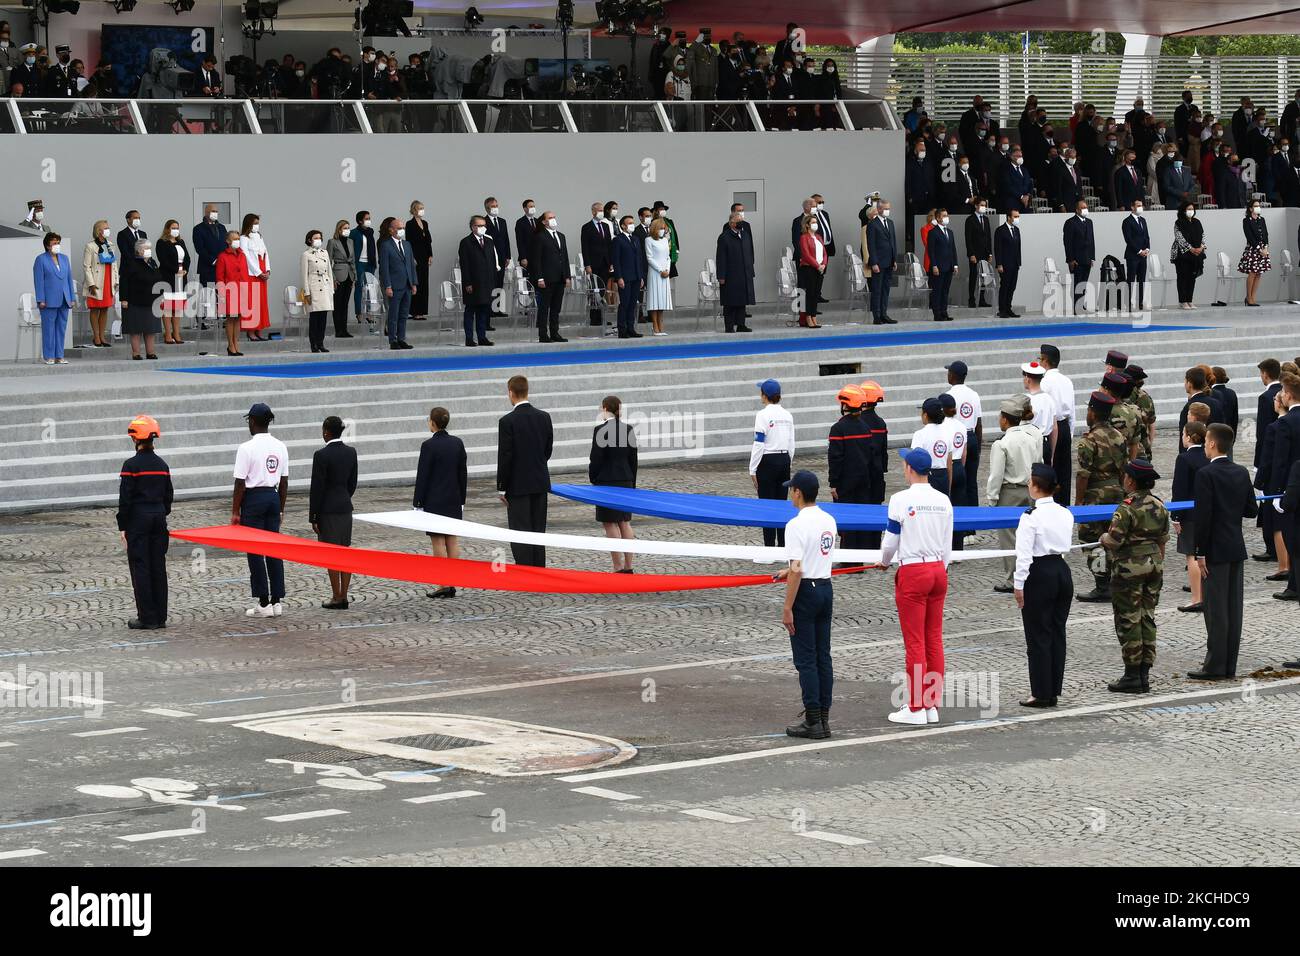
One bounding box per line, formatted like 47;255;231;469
33;231;77;365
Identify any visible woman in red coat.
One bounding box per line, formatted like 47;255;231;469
215;231;252;356
920;209;936;273
796;214;827;328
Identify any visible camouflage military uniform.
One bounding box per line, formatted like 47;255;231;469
1128;386;1156;458
1076;420;1127;547
1106;489;1169;666
1109;400;1141;459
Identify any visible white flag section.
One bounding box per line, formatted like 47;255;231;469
355;511;1017;566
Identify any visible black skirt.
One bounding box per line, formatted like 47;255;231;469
595;479;633;524
316;512;353;547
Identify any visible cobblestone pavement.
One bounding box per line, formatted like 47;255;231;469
1;426;1298;867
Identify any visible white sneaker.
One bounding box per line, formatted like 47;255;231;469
245;604;275;618
271;602;284;617
926;707;939;724
887;706;928;725
43;359;55;366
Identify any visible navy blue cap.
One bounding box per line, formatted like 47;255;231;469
757;379;781;398
920;396;944;417
244;402;274;421
783;469;819;496
938;393;957;409
1031;462;1057;483
945;360;969;377
900;447;933;472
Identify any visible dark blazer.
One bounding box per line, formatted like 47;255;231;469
514;215;536;270
1243;215;1268;247
1192;456;1258;562
529;228;570;287
413;430;468;519
580;219;614;276
1256;381;1283;468
497;401;553;495
192;219;227;285
715;224;756;307
119;254;161;311
378;236;417;292
926;224;957;273
156;239;190;284
988;227;1019;279
1113;161;1145;209
1172;444;1208;502
904;157;935;213
611;232;646;285
867;215;897;272
1121;214;1150;260
1049;158;1083;211
1062;215;1095;265
484;212;511;266
589;418;638;485
1178;391;1226;450
1269;406;1300;494
997;163;1034;213
942;167;977;215
1279;459;1300;517
964;212;992;260
457;233;497;306
351;225;377;267
1212;383;1239;434
405;216;433;265
117;226;147;258
309;440;358;522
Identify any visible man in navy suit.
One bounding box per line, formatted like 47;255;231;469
482;196;511;319
515;199;538;279
925;208;957;322
1062;200;1095;313
610;214;645;339
378;218;417;349
192;203;227;289
866;200;898;324
1121;200;1151;311
457;215;497;348
580;202;615;328
997;148;1034;213
1113;150;1145;210
904;142;935;246
993;209;1022;317
1269;378;1300;600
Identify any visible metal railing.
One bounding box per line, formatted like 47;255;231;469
1;96;896;135
845;53;1300;126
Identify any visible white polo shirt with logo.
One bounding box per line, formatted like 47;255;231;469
910;423;951;469
784;504;837;580
946;382;983;434
880;483;955;567
234;432;289;488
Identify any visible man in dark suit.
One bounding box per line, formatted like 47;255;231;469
1211;368;1239;434
497;375;554;567
993;209;1022;318
1254;361;1284;558
515;200;538;279
610;214;645;339
308;415;359;610
529;210;570;343
457;215;497;348
192;203;227;290
716;211;755;333
942;157;978;217
580;202;614;327
925;209;957;322
810;193;836;260
1189;424;1258;679
1121;202;1150;311
1282;89;1300;147
904;143;935;245
1113;150;1145;210
117;210;146;261
1269;377;1300;599
997;149;1034;214
1049;148;1083;212
378;218;417;349
963;197;993;309
1174;90;1197;153
1062;200;1094;313
790;197;817;250
867;200;898;324
1230;97;1252;151
196;56;223;98
1177;366;1227;451
482;197;511;319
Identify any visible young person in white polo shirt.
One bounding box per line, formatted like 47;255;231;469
1021;359;1059;467
773;470;838;740
879;448;954;725
232;402;290;617
910;397;953;496
944;359;983;508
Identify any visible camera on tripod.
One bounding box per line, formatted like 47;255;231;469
138;47;194;98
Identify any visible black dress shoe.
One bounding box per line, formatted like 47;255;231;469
1182;584;1191;592
551;334;568;343
399;341;414;349
127;619;160;630
464;340;477;347
478;339;495;346
1274;589;1298;601
1252;552;1277;562
1177;602;1203;613
321;600;350;610
1266;571;1290;581
1186;670;1230;681
490;311;507;318
318;347;330;353
391;342;402;350
485;324;497;331
967;301;977;309
628;330;643;338
744;312;753;318
617;330;628;338
934;315;953;322
337;331;354;338
996;311;1015;318
426;586;456;599
1019;697;1057;708
993;584;1014;594
538;335;552;343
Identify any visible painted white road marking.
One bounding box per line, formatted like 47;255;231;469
0;848;46;859
680;808;751;823
69;726;146;738
799;830;870;847
559;676;1300;783
63;695;112;706
264;809;349;823
0;742;16;749
570;786;641;802
141;708;195;718
921;854;995;867
117;828;203;843
403;790;486;804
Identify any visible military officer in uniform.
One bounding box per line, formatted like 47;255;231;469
1124;364;1157;460
1100;458;1169;693
117;415;173;630
1076;390;1128;602
1100;370;1142;461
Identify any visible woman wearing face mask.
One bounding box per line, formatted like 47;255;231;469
240;213;270;340
155;219;190;346
216;231;251;356
1171;201;1205;309
300;229;334;353
406;200;432;320
796;214;826;328
644;218;673;334
920;208;937;274
327;220;356;339
82;219;118;349
33;232;76;365
120;238;161;361
817;58;842;130
1238;201;1270;306
664;56;692;130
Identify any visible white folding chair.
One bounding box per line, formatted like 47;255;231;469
846;254;870;315
15;293;42;363
1145;252;1174;309
977;259;997;305
774;266;801;324
1042;256;1065;313
68;279;92;348
1214;251;1244;305
1282;249;1300;304
282;285;309;350
705;257;717;282
361;272;386;339
696;269;721;331
905;258;929;317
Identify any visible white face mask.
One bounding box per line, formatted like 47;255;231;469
809;222;819;232
50;244;61;255
736;211;745;219
130;218;141;228
1079;208;1089;217
526;207;537;218
1010;217;1020;226
546;219;557;230
880;208;891;218
641;216;651;226
101;228;111;239
363;219;372;229
1133;207;1143;216
916;151;926;161
1252;205;1261;214
416;208;425;218
487;206;497;216
1013;156;1024;166
594;211;604;221
976;206;987;215
1000;143;1010;153
940;217;950;227
397;228;406;239
231;239;241;249
208;211;218;221
1185;210;1195;218
312;238;322;248
141;247;151;258
34;210;44;221
624;224;635;235
783;69;792;77
474;226;486;237
816;202;825;211
251;223;260;233
341;228;351;238
1066;157;1076;166
960;163;969;172
295;69;305;78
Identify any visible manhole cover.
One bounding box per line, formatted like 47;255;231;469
280;748;372;764
380;734;486;751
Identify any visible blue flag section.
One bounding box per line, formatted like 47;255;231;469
550;484;1210;531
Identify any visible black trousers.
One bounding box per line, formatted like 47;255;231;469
1125;254;1147;309
756;452;791;547
505;492;547;566
722;305;745;332
1070;263;1091;311
1020;554;1072;698
835;485;872;551
412;257;430;317
790;578;834;711
1175;256;1198;303
950;460;966;550
332;278;352;334
308;310;328;350
962;431;980;507
928;269;952;318
797;264;823;317
870;266;892;318
536;286;563;339
1200;560;1244;676
968;259;989;305
998;266;1018;314
1051;422;1073;506
126;511;169;626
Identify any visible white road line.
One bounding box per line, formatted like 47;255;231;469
570;786;641;802
0;848;46;859
264;809;349;823
799;830;870;847
403;790;486;805
559;675;1300;783
69;726;146;738
117;828;203;843
0;742;16;749
141;708;196;718
680;808;752;823
62;695;112;706
921;854;995;867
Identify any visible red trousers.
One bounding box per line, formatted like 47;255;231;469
895;561;948;711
